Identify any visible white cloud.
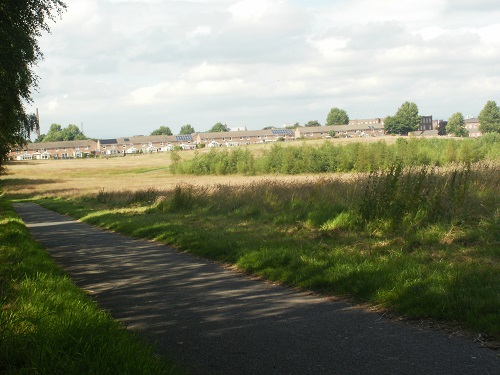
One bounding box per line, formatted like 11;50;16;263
28;0;500;137
228;0;273;20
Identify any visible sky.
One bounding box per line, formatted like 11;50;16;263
29;0;500;138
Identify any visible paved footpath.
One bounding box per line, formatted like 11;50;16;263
14;203;498;375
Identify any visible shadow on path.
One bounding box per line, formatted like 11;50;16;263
14;203;499;375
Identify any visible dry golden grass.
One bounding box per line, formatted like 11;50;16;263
1;152;318;198
3;137;399;198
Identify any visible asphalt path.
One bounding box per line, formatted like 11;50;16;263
14;203;498;375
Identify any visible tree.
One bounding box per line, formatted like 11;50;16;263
384;101;420;135
305;120;321;127
0;0;67;169
446;112;468;137
151;126;173;136
209;122;228;132
41;123;87;142
437;120;447;136
179;124;195;135
42;124;62;142
478;100;500;134
383;116;398;134
61;124;86;141
326;108;349;126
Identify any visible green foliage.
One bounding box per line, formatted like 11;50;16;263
478;100;500;134
0;0;67;168
171;148;255;175
326;108;349;126
208;122;228;132
385;102;420;135
179;124;195;135
42;162;500;337
359;164;474;229
304;120;321;127
437;120;447;136
39;123;87;142
172;137;500;176
446;112;468;137
150;125;172;135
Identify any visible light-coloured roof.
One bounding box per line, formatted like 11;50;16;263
296;123;384;134
23;139;98;150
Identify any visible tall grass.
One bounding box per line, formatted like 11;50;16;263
36;161;500;339
0;195;182;374
170;135;500;175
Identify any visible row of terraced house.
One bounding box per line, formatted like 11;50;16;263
9;116;482;161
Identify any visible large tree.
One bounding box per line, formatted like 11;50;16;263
446;112;468;137
0;0;67;168
326;108;349;126
478;100;500;134
208;122;228;132
384;101;420;135
36;123;87;142
151;126;173;136
179;124;195;135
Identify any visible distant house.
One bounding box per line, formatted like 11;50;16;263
229;126;247;132
97;135;196;155
419;116;433;131
465;118;481;137
408;115;439;137
9;139;98;160
295;122;385;139
349;118;385;127
195;129;295;145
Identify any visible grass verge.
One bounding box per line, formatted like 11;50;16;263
0;194;182;374
31;163;499;344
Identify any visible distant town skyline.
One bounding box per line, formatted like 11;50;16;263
28;0;500;138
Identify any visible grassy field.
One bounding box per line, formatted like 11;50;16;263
1;137;499;349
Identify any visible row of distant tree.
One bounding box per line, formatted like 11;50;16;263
149;100;500;138
31;100;500;143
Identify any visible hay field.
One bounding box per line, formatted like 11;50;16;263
3;137;399;198
1;149;316;198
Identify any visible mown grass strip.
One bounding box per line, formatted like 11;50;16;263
0;195;183;374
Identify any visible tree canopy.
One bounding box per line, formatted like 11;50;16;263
179;124;195;135
209;122;228;132
326;108;349;126
478;100;500;134
151;126;173;136
305;120;321;127
36;123;87;142
446;112;468;137
0;0;67;168
384;101;420;135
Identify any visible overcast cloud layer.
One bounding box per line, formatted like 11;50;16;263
30;0;500;138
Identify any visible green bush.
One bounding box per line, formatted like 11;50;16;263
171;138;500;176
